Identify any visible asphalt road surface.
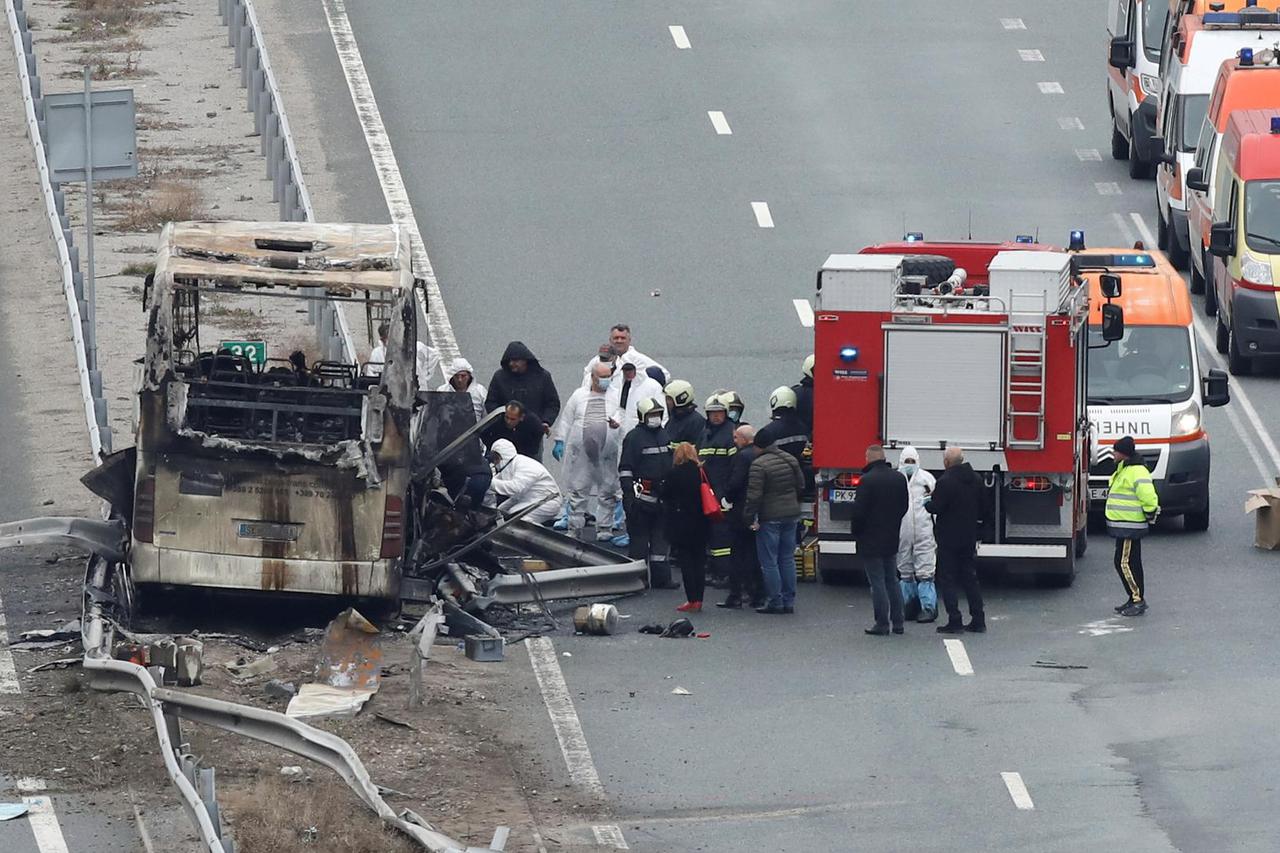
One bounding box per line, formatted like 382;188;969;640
269;1;1280;850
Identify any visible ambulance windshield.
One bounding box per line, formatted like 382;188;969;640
1244;180;1280;253
1087;325;1194;404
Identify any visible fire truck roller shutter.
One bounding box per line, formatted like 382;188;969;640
883;328;1005;448
900;255;957;286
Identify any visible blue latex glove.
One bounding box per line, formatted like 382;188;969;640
552;440;565;461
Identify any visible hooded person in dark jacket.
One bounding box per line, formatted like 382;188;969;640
484;341;561;458
849;445;910;635
926;446;986;634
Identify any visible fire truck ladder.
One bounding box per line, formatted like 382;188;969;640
1006;292;1047;450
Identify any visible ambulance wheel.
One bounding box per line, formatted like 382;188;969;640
1165;213;1189;270
1111;117;1128;161
1128;133;1155;179
1215;313;1229;354
1184;503;1210;532
1203;259;1218;316
1156;210;1169;250
1189;257;1205;294
901;255;956;286
1228;321;1253;376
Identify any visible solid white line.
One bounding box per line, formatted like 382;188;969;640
669;25;690;49
1038;81;1064;94
943;639;974;676
752;201;775;228
1127;212;1279;484
525;638;607;799
793;298;814;328
0;590;21;694
16;781;70;853
1058;116;1085;130
1018;49;1045;62
320;0;459;367
707;110;732;135
1000;17;1027;29
1001;772;1035;810
593;825;630;848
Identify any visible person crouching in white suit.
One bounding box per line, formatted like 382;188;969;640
486;439;563;525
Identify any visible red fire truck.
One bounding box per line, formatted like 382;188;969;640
811;239;1111;586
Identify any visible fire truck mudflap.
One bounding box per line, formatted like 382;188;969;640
811;242;1092;586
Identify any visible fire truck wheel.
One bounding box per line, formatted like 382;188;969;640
1183;503;1210;532
1074;527;1088;559
1036;562;1075;589
900;255;956;285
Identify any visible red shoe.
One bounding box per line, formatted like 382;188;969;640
675;601;702;613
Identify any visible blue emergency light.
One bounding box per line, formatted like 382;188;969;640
1272;116;1280;134
1242;47;1255;66
1248;0;1258;7
904;232;924;242
1015;234;1035;244
839;346;860;363
1069;230;1086;251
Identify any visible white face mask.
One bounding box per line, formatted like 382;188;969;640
644;414;663;428
727;410;741;423
902;463;919;477
598;376;611;390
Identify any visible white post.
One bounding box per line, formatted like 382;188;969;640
82;66;97;375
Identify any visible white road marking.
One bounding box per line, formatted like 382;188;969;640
1001;17;1027;29
320;0;460;363
1058;116;1085;130
1095;181;1122;196
1075;148;1102;162
793;298;814;328
752;201;775;228
0;589;21;693
1038;81;1064;94
943;639;974;676
525;638;607;798
669;25;691;49
593;825;630;848
1079;617;1135;636
16;780;69;853
1018;49;1045;62
1127;212;1280;479
707;110;732;135
1001;772;1035;810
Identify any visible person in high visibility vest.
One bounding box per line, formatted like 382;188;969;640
1105;436;1160;617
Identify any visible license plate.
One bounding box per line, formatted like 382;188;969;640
829;488;858;504
1089;487;1109;501
236;520;300;542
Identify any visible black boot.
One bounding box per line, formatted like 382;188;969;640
964;618;987;633
716;594;743;609
936;620;965;634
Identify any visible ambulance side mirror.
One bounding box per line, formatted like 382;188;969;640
1185;167;1208;193
1109;37;1136;69
1209;221;1235;258
1100;273;1122;300
1101;303;1125;342
1203;368;1230;408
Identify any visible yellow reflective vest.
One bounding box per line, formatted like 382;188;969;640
1106;461;1160;538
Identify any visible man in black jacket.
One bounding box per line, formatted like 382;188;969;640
717;425;763;608
481;401;545;459
484;341;561;458
926;446;986;634
849;445;909;635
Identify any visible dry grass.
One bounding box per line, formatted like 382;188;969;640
70;0;161;40
223;774;418;853
113;179;206;233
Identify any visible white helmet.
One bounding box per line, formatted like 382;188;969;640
770;386;798;411
802;354;815;379
718;390;745;415
704;394;728;413
636;397;664;420
664;379;695;408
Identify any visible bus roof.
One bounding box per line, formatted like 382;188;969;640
157;221;413;295
1080;248;1192;326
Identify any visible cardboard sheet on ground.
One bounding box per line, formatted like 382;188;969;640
286;607;382;720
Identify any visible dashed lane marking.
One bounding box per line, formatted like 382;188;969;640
669;25;691;49
1078;617;1135;637
1095;181;1122;196
1075;148;1102;161
752;201;775;228
16;780;70;853
1001;772;1035;810
0;589;21;693
943;639;974;675
1000;17;1027;29
1058;116;1085;130
320;0;459;364
793;298;814;328
1018;49;1045;61
1127;212;1280;480
593;825;630;848
1038;81;1064;94
707;110;732;135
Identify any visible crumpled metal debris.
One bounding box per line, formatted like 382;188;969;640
286;608;381;720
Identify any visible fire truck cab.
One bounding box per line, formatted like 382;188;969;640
812;241;1100;586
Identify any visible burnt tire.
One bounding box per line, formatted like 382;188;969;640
901;254;957;286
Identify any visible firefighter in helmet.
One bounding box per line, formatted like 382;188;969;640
664;379;706;448
619;397;676;588
793;354;815;436
700;393;738;585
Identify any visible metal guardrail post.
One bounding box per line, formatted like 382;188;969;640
263;112;278;163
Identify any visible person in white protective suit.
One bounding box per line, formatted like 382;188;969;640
486;439;564;524
897;445;939;623
435;357;487;422
552;362;624;541
609;360;665;435
365;321;441;387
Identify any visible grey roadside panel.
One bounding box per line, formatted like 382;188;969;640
43;88;137;183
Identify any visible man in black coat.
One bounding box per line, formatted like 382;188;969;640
484;341;561;458
927;446;986;634
848;445;909;635
717;424;763;609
